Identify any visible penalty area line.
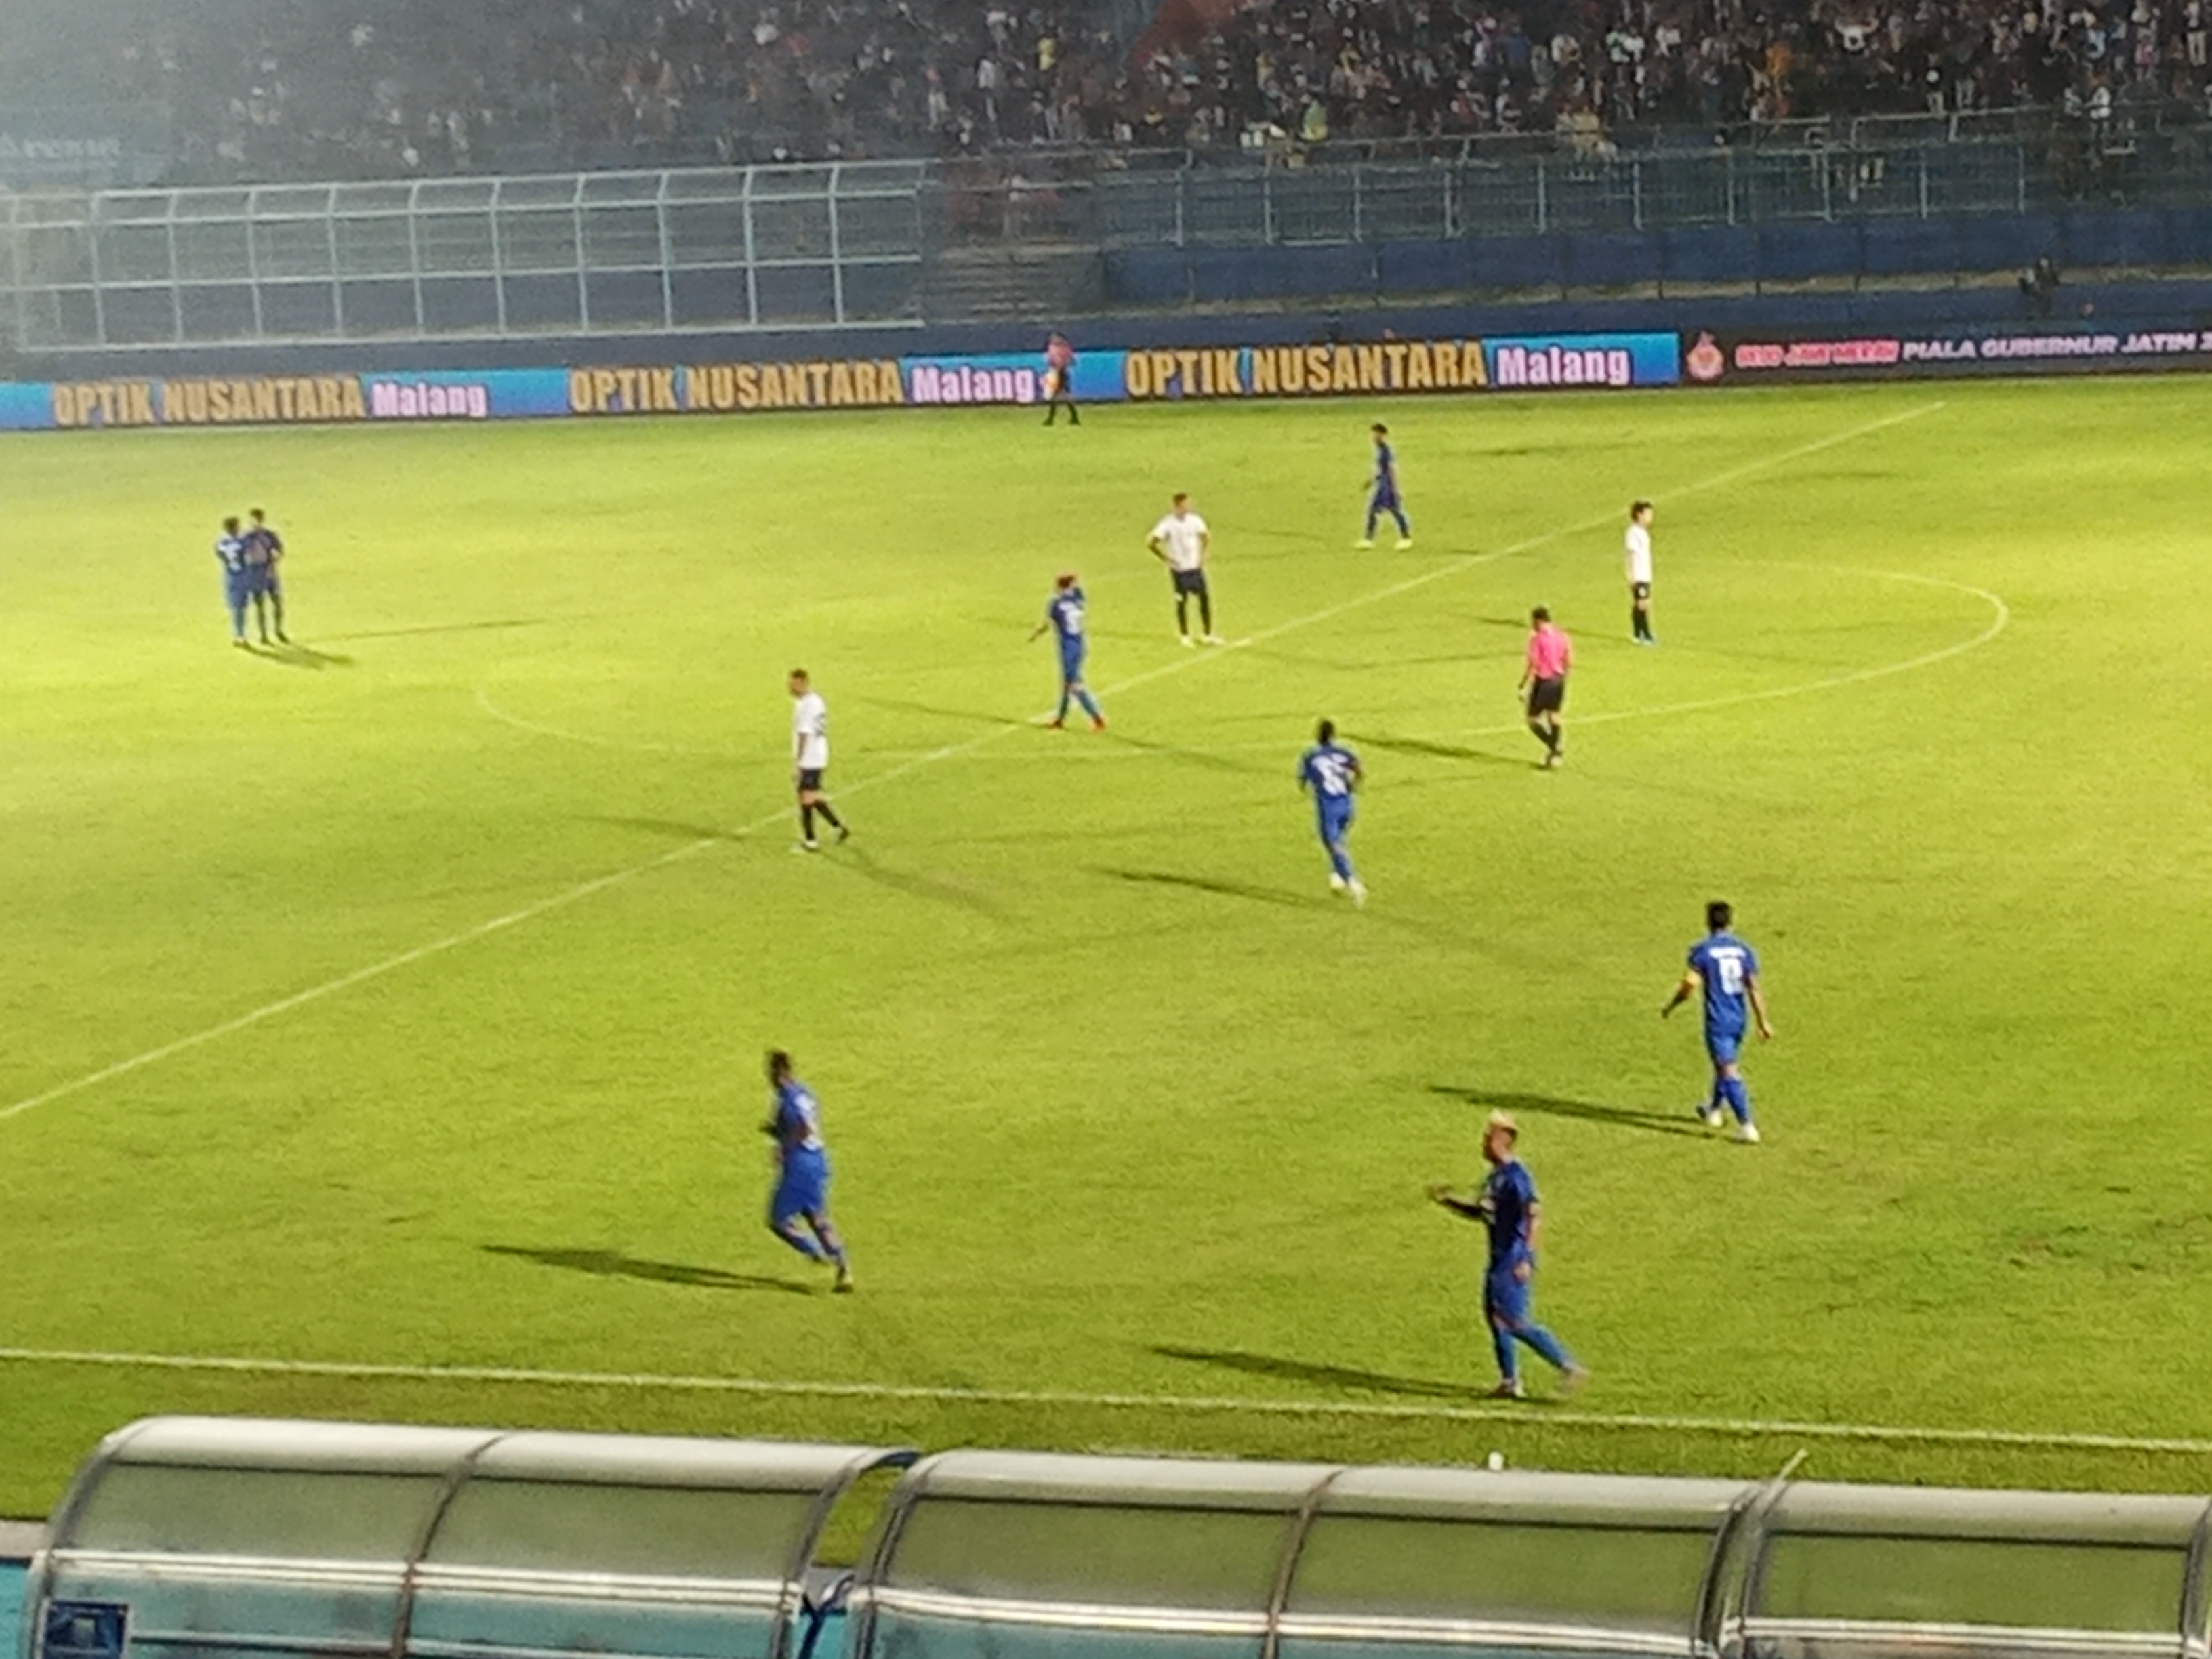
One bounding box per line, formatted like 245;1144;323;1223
0;1345;2205;1457
3;400;1946;1128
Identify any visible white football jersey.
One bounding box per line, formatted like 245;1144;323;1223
1150;510;1209;571
1624;523;1654;585
792;691;830;769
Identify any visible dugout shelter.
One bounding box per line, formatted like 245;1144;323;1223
15;1420;2212;1659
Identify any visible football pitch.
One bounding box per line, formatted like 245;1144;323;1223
3;378;2210;1519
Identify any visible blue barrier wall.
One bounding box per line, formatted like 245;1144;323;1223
12;269;2212;389
1105;206;2212;308
11;274;2212;432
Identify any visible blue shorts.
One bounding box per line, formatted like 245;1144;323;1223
1317;800;1353;843
771;1149;830;1223
1369;487;1402;512
1060;648;1086;682
1706;1028;1744;1065
1484;1262;1532;1326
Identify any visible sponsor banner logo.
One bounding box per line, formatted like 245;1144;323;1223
1123;341;1491;401
34;369;571;428
1688;327;2212;380
903;354;1045;406
368;370;569;420
565;361;909;413
1484;333;1681;390
1109;334;1673;399
684;359;905;411
51;376;367;428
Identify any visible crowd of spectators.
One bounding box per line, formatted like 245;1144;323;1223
1143;0;2212;153
8;0;2212;182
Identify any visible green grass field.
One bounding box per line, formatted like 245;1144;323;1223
3;378;2211;1520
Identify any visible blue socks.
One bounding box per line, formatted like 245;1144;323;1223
1721;1076;1753;1125
772;1222;828;1263
1076;688;1101;722
1517;1324;1574;1371
1492;1322;1575;1385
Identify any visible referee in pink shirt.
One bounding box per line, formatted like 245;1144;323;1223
1518;607;1572;769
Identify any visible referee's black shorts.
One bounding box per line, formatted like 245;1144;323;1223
796;767;825;792
1171;567;1209;595
1630;581;1651;602
1526;675;1567;716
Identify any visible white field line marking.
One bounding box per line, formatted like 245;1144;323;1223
1233;401;1946;647
0;717;1044;1127
0;844;714;1126
0;1346;2205;1456
468;401;1948;761
799;567;2009;763
473;688;740;757
3;401;1945;1127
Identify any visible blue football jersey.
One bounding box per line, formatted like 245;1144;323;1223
1299;741;1359;799
773;1080;825;1152
1687;933;1760;1035
1046;588;1086;647
214;534;247;572
1482;1159;1538;1266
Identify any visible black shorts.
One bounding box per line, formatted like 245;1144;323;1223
1527;676;1566;716
1630;581;1651;602
796;768;825;792
1171;568;1209;595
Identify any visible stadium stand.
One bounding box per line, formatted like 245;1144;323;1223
14;1417;2212;1659
7;0;2212;183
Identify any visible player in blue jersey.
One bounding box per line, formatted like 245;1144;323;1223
1357;422;1412;550
1297;718;1366;906
1430;1111;1588;1400
247;508;290;643
1662;899;1776;1144
1028;571;1105;731
237;518;276;644
761;1050;853;1292
213;516;252;648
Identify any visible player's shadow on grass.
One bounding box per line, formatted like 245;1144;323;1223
857;695;1030;731
483;1244;812;1294
256;641;353;669
1350;732;1523;768
1097;867;1311;908
320;617;554;643
1101;733;1268;775
583;815;747;842
830;846;998;914
1430;1084;1703;1139
1151;1345;1483;1401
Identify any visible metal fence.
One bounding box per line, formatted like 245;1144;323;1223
1093;139;2175;247
3;162;928;350
7;124;2211;349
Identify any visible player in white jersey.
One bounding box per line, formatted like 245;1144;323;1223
787;668;849;851
1624;500;1656;645
1147;492;1223;646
